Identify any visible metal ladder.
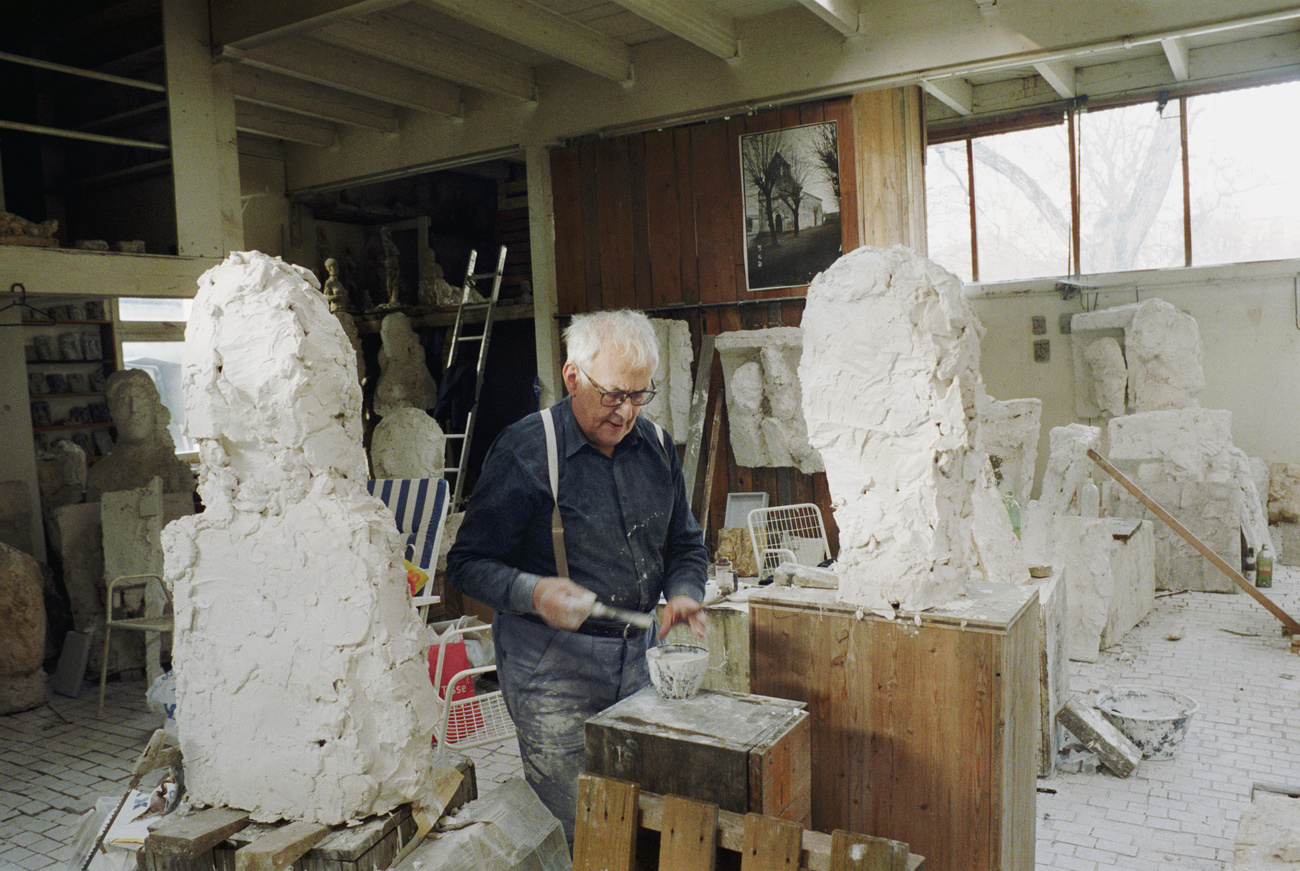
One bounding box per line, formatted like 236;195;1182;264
443;245;506;508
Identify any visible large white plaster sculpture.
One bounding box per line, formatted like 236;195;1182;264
163;252;437;825
800;245;989;611
639;318;692;444
975;395;1042;506
371;408;446;479
374;312;438;419
717;327;821;473
86;369;193;501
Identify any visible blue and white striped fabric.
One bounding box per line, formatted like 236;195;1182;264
367;478;450;573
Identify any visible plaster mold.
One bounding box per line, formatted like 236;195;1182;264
800;245;990;611
371;408;446;479
640;318;692;444
163;251;436;825
374;312;437;419
716;327;820;472
1081;337;1127;417
1126;298;1205;412
975;396;1042;505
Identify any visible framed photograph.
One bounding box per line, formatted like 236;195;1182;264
740;121;841;291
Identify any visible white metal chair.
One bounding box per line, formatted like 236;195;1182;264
747;503;832;578
99;573;173;714
429;620;515;756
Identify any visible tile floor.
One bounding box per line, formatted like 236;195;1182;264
3;567;1298;870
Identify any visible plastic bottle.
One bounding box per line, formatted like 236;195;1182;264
1243;546;1257;585
1003;492;1021;539
1257;545;1274;589
1079;479;1100;518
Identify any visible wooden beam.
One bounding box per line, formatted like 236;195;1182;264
1056;696;1141;777
235;104;338;147
659;795;718;869
0;248;218;299
609;0;738;60
233;821;331;871
921;77;973;116
311;14;536;101
229;65;399;132
221;39;462;118
1161;36;1191;81
1034;60;1076;99
574;774;639;871
413;0;632;83
794;0;860;37
211;0;406;49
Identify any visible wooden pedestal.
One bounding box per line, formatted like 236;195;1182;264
584;686;810;825
749;583;1039;871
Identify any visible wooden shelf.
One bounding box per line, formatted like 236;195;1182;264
23;319;112;326
34;422;114;433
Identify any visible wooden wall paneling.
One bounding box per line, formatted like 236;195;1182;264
726;114;749;303
550;146;585;315
812;473;839;556
851;88;926;251
627;134;654;310
1004;602;1041;871
799;101;825;126
644;128;684;308
823;97;859;255
578;141;604;314
691;119;738;305
674;126;701;304
595;138;637;311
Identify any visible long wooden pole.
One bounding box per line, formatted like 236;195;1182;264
1088;449;1300;637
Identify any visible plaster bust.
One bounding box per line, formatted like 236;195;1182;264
86;370;193;500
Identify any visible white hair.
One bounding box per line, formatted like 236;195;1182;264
564;309;659;375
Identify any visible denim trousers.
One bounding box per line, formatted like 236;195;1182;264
492;611;652;847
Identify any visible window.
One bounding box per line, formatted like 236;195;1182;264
115;297;193;457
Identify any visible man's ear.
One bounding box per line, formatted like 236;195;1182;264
561;362;579;396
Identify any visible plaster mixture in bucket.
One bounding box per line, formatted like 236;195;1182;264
647;644;708;700
1097;685;1199;760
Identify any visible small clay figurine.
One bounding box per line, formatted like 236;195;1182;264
323;258;348;313
381;227;401;307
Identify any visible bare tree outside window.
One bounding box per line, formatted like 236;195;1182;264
741;121;841;291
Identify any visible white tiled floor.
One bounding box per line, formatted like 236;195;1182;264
4;567;1298;870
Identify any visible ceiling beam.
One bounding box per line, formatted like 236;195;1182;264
229;65;399;133
794;0;860;37
1034;60;1076;99
235;104;337;147
1161;36;1191;81
310;14;536;101
608;0;738;60
219;39;462;119
921;78;973;115
211;0;407;49
412;0;632;83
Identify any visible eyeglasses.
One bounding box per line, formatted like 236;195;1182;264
579;368;658;407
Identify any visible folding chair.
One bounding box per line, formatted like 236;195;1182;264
429;619;515;757
99;573;172;715
368;478;450;617
746;503;832;579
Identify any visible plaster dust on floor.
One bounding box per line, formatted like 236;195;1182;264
162;252;438;825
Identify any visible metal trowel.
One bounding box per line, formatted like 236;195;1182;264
573;589;654;629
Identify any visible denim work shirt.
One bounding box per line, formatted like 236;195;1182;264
446;396;708;618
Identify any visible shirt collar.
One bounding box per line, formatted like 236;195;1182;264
556;394;642;459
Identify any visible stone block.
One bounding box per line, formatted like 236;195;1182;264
1269;461;1300;524
1055;515;1115;662
0;542;46;714
1030;570;1068;777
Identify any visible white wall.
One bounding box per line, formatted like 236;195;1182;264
967;259;1300;497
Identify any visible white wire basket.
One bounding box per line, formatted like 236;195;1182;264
746;503;831;577
432;622;517;755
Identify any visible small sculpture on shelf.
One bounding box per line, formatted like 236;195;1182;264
82;332;102;360
417;247;470;307
27;373;47;395
30;401;51;429
44;374;69;394
322;258;348;313
67;373;90;394
0;210;58;247
85;370;194;501
59;333;83;361
381;226;402;308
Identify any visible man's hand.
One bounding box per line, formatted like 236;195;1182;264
658;595;708;639
532;576;597;630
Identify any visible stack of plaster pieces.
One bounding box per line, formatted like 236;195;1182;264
798;244;1028;616
162;251;440;825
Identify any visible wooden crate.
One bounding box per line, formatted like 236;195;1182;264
585;687;810;825
749;583;1039;871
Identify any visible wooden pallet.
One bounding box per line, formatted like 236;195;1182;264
573;773;925;871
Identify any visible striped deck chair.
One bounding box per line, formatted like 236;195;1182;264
367;477;450;616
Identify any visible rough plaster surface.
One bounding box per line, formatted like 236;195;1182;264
975;395;1042;505
1126;298;1205;411
163;252;436;825
0;480;33;557
1269;462;1300;524
640;318;692;444
1105;519;1156;649
371;408;446;479
374;312;437;419
36;440;87;511
717;327;821;473
1054;516;1114;662
1039;424;1101;521
1234;792;1300;869
333;310;365;385
1082;337;1128;417
0;542;45;714
970;460;1030;585
800;245;990;611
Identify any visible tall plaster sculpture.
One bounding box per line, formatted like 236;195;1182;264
374;312;438;419
1126;298;1205;411
163;252;437;824
800;245;991;611
86;369;193;500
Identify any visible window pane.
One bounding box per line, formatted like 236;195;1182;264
925;141;973;282
118;298;192;321
971;125;1071;282
1189;81;1300;266
121;342;196;455
1078;102;1185;273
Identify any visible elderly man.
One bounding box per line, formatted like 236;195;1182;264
447;309;708;845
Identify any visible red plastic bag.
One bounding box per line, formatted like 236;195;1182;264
429;638;484;742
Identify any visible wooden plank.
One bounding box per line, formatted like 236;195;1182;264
1057;696;1141;777
578;140;604;314
691;119;736;305
644;128;684;308
574;774;639;871
550;145;585;315
823;97;858;255
830;829;908;871
596;137;637;311
674;125;700;305
659;795;718;870
741;813;803;870
146;808;251;857
628;133;653;311
233;821;330;871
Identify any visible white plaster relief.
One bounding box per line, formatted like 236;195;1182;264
717;327;821;473
975;395;1042;505
374;312;437;419
163;251;436;825
1082;337;1127;417
1126;298;1205;412
371;408;446;480
799;245;991;612
640;318;692;444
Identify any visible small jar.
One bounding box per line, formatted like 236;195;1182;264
714;557;735;594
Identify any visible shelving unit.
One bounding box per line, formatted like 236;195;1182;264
24;305;118;460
